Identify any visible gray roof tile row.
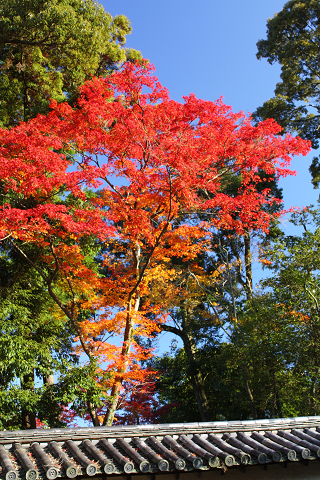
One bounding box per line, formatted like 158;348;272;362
1;417;320;479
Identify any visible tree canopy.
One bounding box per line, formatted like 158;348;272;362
254;0;320;146
252;0;320;187
0;60;310;426
0;0;141;127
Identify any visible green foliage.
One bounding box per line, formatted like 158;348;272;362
152;344;254;423
0;0;141;126
154;205;320;422
234;295;309;418
259;206;320;413
0;249;76;429
58;360;109;418
154;285;320;423
254;0;320;149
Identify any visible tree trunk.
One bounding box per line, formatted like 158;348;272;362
21;372;36;429
103;294;140;426
103;242;141;426
309;315;320;414
183;332;212;422
311;371;319;415
244;231;253;300
162;308;212;422
88;401;100;426
242;366;257;419
43;374;54;386
271;368;283;418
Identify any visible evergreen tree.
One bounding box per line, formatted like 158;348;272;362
253;0;320;185
0;0;141;126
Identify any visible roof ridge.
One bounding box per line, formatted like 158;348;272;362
1;416;320;444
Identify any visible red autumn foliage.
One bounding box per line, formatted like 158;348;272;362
113;381;178;425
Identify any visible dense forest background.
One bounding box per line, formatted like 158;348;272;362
1;0;320;429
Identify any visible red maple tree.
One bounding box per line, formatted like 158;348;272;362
0;61;310;426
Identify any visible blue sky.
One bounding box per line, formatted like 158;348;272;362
105;1;284;112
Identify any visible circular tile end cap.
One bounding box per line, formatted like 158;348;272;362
208;456;219;468
224;455;235;467
26;470;38;480
124;462;134;474
6;471;17;480
158;459;169;472
240;454;250;465
175;458;186;471
272;451;281;462
86;465;97;476
66;466;77;478
301;448;310;460
139;461;150;473
316;448;320;458
104;463;115;474
287;450;296;461
257;453;267;464
46;468;58;480
192;457;203;469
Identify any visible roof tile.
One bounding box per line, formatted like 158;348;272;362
2;417;320;478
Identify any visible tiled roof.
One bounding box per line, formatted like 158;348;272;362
1;416;320;479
